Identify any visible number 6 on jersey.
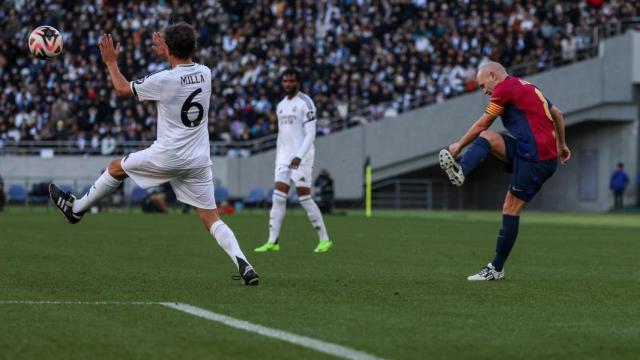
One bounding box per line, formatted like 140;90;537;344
181;88;204;127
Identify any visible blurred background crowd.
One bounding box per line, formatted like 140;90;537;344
0;0;638;156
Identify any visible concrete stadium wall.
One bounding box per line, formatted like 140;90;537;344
632;31;640;84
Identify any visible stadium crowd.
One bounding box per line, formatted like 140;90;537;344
0;0;638;155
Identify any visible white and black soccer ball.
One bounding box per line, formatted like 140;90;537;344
28;26;64;60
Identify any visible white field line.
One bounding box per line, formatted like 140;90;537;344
160;302;386;360
0;300;157;305
0;301;387;360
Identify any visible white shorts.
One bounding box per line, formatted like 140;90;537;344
274;163;313;188
121;149;216;209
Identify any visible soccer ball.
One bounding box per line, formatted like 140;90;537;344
28;26;63;60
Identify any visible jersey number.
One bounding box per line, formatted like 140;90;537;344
518;79;552;122
181;88;204;127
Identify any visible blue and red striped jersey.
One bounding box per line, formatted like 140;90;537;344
485;76;558;161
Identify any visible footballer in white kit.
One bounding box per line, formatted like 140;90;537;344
254;69;332;253
48;22;259;285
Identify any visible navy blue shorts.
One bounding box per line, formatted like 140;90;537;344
501;133;557;202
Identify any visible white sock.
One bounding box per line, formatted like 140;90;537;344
210;220;249;269
72;171;122;213
299;195;330;241
268;190;287;243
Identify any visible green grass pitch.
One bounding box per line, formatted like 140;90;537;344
0;209;639;359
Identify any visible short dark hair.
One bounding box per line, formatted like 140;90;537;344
618;162;624;168
164;22;197;60
281;68;301;82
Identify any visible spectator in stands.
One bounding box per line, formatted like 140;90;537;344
610;162;630;209
142;185;172;214
561;35;577;63
100;131;116;155
314;169;335;214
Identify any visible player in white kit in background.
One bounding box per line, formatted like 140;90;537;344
254;69;332;253
48;22;259;285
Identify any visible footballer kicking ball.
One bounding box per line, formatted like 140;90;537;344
28;26;64;60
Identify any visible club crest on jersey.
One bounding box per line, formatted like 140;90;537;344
292;106;297;112
181;72;205;86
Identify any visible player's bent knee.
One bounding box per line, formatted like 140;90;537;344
197;208;220;230
275;182;290;194
479;130;496;140
107;160;127;179
296;187;310;196
503;192;526;215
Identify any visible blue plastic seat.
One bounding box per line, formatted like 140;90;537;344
214;186;229;203
8;184;27;203
29;183;49;203
80;184;92;197
264;188;275;204
289;190;299;205
130;186;148;203
244;186;264;205
59;184;74;194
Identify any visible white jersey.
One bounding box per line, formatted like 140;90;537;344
275;92;316;165
130;63;212;169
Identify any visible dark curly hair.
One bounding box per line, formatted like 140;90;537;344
164;22;196;60
280;68;301;82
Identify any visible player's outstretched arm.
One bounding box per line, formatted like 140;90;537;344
98;34;133;98
448;113;497;157
550;105;570;164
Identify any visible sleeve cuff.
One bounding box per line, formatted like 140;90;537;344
130;82;138;100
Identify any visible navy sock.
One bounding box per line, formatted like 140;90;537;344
491;215;520;272
459;137;491;177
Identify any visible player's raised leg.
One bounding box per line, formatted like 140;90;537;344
198;208;259;286
440;130;506;186
297;186;332;252
255;181;289;253
49;159;126;224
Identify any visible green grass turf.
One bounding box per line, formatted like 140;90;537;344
0;209;639;360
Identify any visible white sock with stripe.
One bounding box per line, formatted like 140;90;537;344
268;190;288;244
72;171;122;213
210;220;248;269
299;195;329;242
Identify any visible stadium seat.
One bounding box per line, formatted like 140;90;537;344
130;186;148;203
59;184;74;194
8;185;27;204
215;186;229;203
80;185;92;197
289;190;299;205
264;188;275;204
29;183;50;204
244;187;264;207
